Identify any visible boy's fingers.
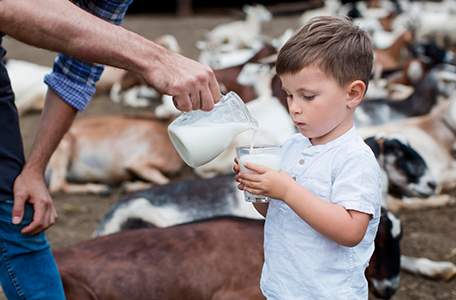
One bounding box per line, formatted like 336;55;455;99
243;162;268;174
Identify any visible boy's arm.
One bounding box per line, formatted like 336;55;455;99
281;182;371;247
239;164;371;247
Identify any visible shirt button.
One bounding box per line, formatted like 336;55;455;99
299;159;305;164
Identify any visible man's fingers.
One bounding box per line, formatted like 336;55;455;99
12;193;27;225
208;74;221;104
189;92;201;111
21;198;55;235
172;95;192;112
199;87;215;112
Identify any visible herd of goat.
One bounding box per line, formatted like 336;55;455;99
6;0;456;299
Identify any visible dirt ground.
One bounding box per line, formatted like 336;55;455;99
2;10;456;300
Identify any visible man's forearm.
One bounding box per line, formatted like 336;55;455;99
24;89;77;174
0;0;161;75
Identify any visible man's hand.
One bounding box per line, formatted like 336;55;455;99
12;167;57;235
142;50;221;112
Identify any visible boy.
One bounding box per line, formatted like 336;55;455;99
234;16;382;299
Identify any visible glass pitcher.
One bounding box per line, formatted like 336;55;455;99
168;91;259;168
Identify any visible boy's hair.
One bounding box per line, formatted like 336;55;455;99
276;15;374;89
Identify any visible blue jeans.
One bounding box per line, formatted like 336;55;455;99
0;201;66;300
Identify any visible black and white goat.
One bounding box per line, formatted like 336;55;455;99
364;133;437;208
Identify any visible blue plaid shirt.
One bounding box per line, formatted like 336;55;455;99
44;0;133;111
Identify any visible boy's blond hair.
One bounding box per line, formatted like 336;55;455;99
276;15;373;89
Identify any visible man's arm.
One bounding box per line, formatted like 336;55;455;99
0;0;221;111
12;89;77;234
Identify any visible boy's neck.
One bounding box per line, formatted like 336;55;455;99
308;121;354;146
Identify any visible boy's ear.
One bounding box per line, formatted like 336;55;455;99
346;80;366;108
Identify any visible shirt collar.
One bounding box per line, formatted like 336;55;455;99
301;126;357;153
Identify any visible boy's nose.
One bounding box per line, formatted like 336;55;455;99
288;101;301;115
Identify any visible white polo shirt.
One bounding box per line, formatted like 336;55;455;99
260;127;382;300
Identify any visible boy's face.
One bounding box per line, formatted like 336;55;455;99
281;65;355;145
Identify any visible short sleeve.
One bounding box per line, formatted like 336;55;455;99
331;148;382;218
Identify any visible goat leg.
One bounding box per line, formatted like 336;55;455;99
401;256;456;281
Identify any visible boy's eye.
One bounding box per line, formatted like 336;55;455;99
303;94;315;100
286;94;293;99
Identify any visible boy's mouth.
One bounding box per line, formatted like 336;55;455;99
294;121;305;127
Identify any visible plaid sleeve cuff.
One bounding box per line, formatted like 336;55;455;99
45;54;105;111
44;72;94;111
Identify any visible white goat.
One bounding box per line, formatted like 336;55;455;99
299;0;343;25
205;4;272;50
5;59;51;115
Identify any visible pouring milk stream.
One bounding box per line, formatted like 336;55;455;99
168;91;259;168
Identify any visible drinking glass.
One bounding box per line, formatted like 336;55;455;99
236;145;282;203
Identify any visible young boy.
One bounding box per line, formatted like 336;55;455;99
234;16;382;299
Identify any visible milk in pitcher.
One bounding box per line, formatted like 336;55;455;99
169;122;255;168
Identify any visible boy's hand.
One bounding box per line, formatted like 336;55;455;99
233;157;244;191
238;162;294;201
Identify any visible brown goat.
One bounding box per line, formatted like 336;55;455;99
54;217;265;300
46;114;182;195
374;29;414;71
54;214;402;300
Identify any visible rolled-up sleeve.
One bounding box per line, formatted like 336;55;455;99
44;0;133;111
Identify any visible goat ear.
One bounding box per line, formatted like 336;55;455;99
364;137;381;158
347;80;365;108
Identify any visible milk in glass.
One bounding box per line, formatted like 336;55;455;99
236;145;282;202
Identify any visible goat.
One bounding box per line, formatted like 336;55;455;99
299;0;344;25
55;217;266;300
364;58;423;100
204;4;272;51
356;91;456;210
364;134;436;211
45;114;182;195
4;58;51;115
93;174;260;237
373;28;414;72
63;213;400;300
412;0;456;48
366;207;402;299
354;63;456;127
212;44;277;103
